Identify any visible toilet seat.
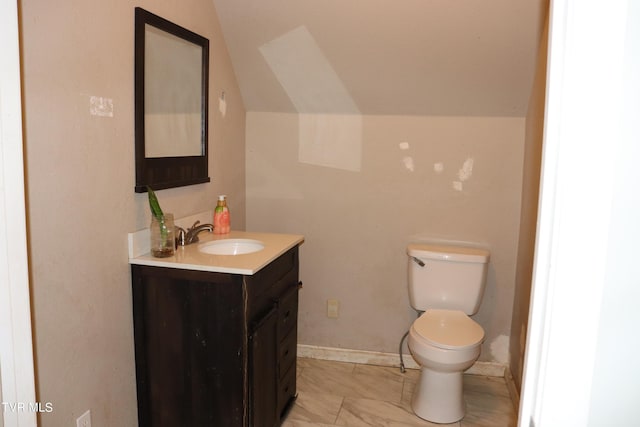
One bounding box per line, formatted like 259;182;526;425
412;309;484;350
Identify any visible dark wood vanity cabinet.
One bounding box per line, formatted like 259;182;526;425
131;247;300;427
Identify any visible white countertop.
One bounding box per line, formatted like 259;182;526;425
129;229;304;275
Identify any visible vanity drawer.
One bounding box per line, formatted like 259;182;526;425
277;361;297;417
277;285;299;341
246;248;297;298
278;327;297;378
246;248;299;322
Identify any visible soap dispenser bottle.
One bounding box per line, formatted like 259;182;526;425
213;195;230;234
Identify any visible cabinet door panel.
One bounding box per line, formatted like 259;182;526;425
132;266;245;427
249;305;278;427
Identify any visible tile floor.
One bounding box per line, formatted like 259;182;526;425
282;358;517;427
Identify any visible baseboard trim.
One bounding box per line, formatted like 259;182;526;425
297;344;506;377
504;366;521;412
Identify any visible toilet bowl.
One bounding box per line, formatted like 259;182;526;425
408;309;484;423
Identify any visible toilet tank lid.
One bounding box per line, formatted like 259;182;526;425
407;243;490;263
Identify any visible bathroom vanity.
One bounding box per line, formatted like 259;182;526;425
129;229;304;427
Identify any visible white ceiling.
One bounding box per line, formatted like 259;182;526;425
212;0;548;116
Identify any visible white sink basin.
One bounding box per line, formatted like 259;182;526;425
198;239;265;255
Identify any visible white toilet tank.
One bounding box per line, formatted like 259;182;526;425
407;243;490;315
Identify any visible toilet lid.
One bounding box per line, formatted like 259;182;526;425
413;309;484;350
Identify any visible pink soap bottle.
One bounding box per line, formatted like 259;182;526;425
213;195;230;234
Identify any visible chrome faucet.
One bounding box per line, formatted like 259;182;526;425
176;221;214;246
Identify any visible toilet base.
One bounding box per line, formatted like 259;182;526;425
412;368;465;424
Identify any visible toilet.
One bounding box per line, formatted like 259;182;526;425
406;243;490;424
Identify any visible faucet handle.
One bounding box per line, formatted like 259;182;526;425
188;220;201;231
175;226;186;246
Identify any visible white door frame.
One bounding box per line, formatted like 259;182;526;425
0;0;37;425
519;1;631;426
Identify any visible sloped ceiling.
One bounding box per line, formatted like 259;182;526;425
212;0;547;116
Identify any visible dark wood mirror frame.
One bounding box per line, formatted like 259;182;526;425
134;7;210;193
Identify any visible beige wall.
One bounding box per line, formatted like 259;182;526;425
246;113;524;363
20;0;245;424
509;14;549;391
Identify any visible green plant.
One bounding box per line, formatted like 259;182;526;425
147;186;168;245
147;186;164;220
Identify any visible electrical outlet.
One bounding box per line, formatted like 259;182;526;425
327;299;339;318
76;410;91;427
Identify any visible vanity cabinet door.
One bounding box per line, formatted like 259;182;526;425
132;265;245;427
249;305;279;427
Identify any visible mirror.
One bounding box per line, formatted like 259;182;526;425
134;7;210;192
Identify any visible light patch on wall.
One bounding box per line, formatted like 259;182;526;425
402;156;415;172
490;334;510;364
260;26;359;114
89;96;113;117
398;141;414;172
458;157;474;181
452;157;474;191
433;162;444;174
298;114;362;172
260;26;362;172
218;91;227;117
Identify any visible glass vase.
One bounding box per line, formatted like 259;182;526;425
150;213;175;258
